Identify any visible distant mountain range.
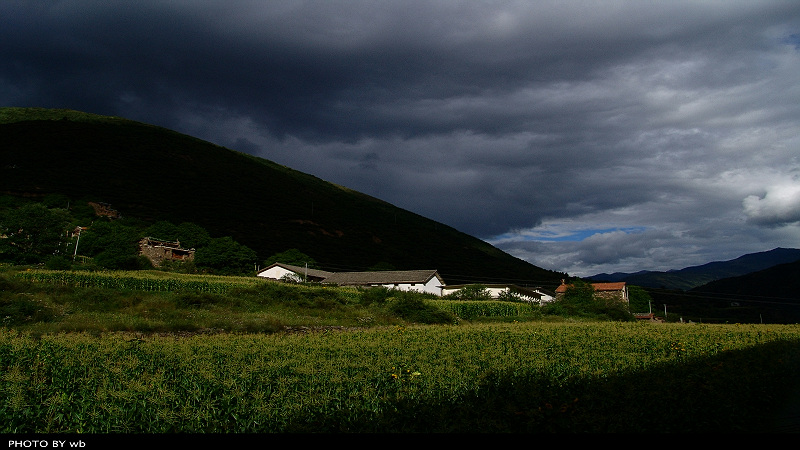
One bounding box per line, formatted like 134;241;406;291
0;107;565;287
690;258;800;301
588;247;800;291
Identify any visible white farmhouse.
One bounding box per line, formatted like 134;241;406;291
256;262;334;283
321;270;446;296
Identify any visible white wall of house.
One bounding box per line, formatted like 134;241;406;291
371;277;444;295
486;286;514;299
441;285;555;304
473;286;541;302
257;266;296;281
536;291;556;304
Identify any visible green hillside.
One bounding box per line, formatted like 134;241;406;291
0;107;564;287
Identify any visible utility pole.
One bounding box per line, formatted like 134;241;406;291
72;227;82;261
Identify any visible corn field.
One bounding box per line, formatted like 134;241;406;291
15;270;271;294
432;299;539;319
2;321;799;433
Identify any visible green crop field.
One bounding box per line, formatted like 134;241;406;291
2;321;799;433
15;269;273;294
2;268;800;433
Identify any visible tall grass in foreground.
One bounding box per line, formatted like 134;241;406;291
432;299;540;320
2;322;799;433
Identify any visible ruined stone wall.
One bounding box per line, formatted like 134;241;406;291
139;238;195;267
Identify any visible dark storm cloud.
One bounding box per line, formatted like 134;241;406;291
3;1;800;276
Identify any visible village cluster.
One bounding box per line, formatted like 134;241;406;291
138;235;631;307
255;262;631;307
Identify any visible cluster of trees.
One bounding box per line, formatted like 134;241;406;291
0;197;259;275
540;279;653;321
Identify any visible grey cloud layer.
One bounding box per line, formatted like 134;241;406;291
3;1;800;276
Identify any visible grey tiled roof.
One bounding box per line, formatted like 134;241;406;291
321;270;442;286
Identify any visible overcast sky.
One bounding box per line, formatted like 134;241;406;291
3;1;800;277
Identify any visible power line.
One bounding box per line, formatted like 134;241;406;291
641;286;800;307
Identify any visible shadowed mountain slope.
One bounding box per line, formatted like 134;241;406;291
690;259;800;302
0;107;564;287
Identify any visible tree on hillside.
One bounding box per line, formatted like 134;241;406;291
175;222;212;249
543;279;633;321
144;221;180;241
627;285;654;313
368;262;397;271
263;249;319;269
0;203;71;264
144;221;211;249
195;236;258;275
564;279;595;305
78;219;151;270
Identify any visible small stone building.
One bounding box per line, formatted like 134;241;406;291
555;280;629;303
138;237;195;267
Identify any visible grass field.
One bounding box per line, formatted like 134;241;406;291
2;268;800;433
2;322;799;433
5;269;557;334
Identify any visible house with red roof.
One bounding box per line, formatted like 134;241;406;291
555;280;629;303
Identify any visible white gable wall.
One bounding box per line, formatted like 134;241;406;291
257;266;297;281
370;276;443;296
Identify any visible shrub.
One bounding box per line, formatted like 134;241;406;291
174;291;228;308
497;289;523;302
387;293;456;324
0;294;58;324
542;280;633;321
45;255;73;270
358;286;394;305
444;284;493;301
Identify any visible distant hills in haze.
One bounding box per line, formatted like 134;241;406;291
588;247;800;291
0;107;565;287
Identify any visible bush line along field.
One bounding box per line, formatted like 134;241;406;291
2;322;800;433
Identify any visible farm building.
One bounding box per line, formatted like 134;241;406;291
138;237;195;267
258;264;447;295
256;262;334;283
321;270;446;296
555;280;629;303
441;284;556;304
